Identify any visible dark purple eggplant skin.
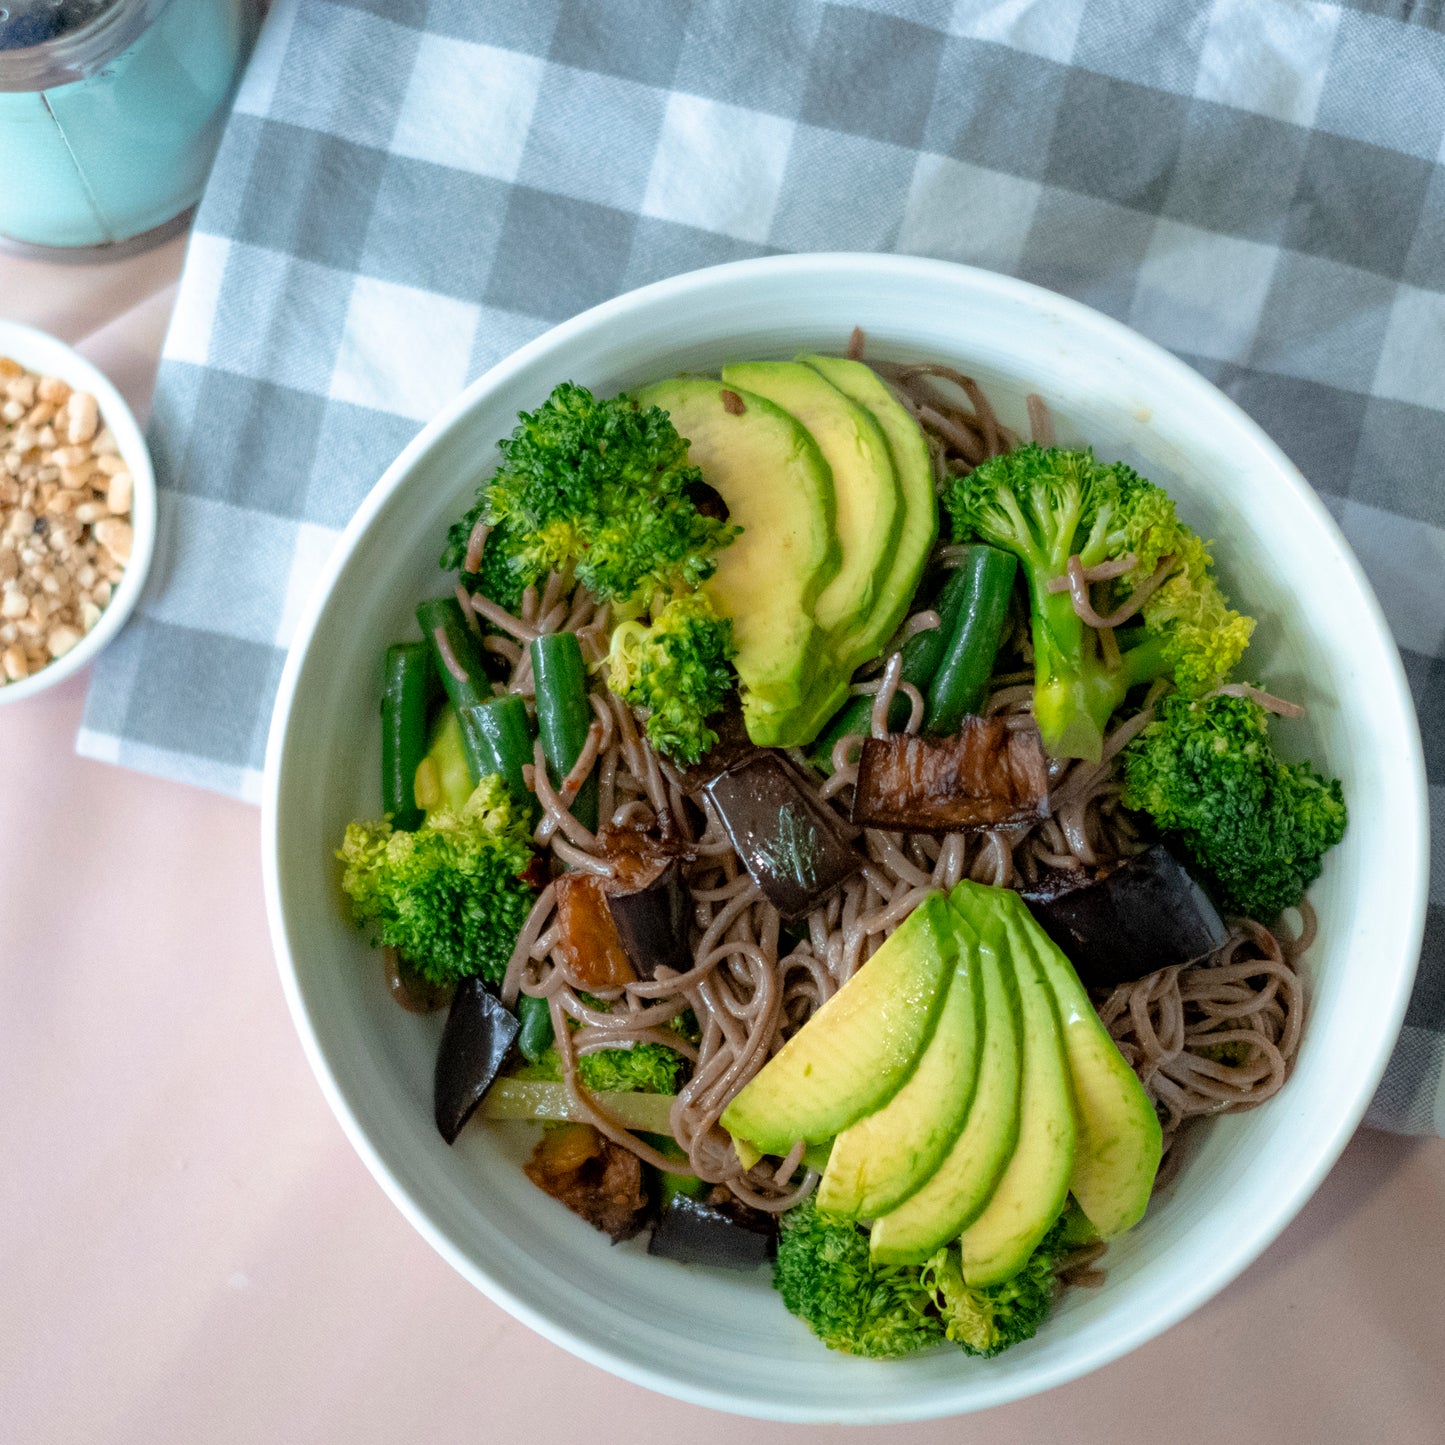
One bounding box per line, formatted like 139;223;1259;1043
703;753;863;919
1021;844;1228;988
434;977;521;1145
605;858;691;980
647;1193;777;1269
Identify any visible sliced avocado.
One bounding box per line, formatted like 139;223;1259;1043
868;910;1022;1264
421;706;473;820
1011;894;1162;1238
720;362;902;664
817;920;983;1219
952;882;1076;1287
635;378;838;722
720;892;956;1154
802;354;938;667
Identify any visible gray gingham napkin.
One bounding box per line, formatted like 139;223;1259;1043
80;0;1445;1133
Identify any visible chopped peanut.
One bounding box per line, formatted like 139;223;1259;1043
0;358;134;685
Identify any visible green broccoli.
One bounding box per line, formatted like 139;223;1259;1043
773;1200;945;1358
441;382;737;608
606;593;736;764
943;446;1253;761
337;775;538;987
1120;691;1347;920
512;1040;684;1095
921;1218;1067;1358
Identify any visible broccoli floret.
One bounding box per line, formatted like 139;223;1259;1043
1121;691;1347;920
442;383;737;608
921;1218;1066;1358
943;446;1253;760
773;1200;945;1359
337;775;538;987
513;1041;683;1095
606;593;735;765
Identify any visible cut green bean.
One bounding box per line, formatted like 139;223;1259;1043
380;643;433;830
923;544;1018;736
515;993;555;1064
530;631;599;833
462;693;535;806
809;563;982;770
417;596;494;779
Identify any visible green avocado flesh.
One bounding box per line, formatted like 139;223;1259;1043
719;892;956;1154
954;885;1076;1287
869;910;1023;1264
636;378;838;722
801;354;938;670
423;707;472;820
817;920;983;1219
1019;899;1163;1238
720;361;901;654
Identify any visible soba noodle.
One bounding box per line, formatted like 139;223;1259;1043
472;353;1306;1224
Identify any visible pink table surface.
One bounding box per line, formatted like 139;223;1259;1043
2;243;1444;1445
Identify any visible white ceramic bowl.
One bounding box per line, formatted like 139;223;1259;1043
262;255;1429;1422
0;318;156;704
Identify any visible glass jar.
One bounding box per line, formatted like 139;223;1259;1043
0;0;256;255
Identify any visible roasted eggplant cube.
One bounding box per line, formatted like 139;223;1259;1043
1022;844;1229;987
703;753;863;919
647;1192;777;1269
606;858;692;980
850;718;1050;832
434;977;521;1145
554;872;637;987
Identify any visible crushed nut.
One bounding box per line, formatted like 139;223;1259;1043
0;359;133;685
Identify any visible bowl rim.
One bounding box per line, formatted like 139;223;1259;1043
0;316;156;704
261;252;1429;1421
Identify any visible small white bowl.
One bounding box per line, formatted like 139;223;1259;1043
262;255;1429;1422
0;317;155;704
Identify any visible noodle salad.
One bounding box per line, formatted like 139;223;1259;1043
335;337;1345;1361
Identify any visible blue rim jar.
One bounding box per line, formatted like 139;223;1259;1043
0;0;255;255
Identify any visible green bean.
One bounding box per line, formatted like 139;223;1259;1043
923;544;1018;736
380;643;432;830
461;693;534;806
809;564;983;770
515;993;554;1063
417;596;494;779
530;631;599;832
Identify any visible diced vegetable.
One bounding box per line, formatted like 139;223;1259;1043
530;631;600;832
515;992;555;1063
923;545;1018;737
605;857;691;980
703;753;864;918
850;721;1049;832
524;1122;649;1241
553;872;636;987
380;642;433;830
1020;844;1228;987
648;1192;777;1269
434;977;521;1145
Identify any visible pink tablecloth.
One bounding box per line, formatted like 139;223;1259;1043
2;243;1444;1445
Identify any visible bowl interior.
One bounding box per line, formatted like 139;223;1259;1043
264;257;1427;1422
0;318;155;704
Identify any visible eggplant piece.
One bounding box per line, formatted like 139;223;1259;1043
703;753;864;919
524;1122;650;1242
605;857;691;980
1021;844;1229;988
850;718;1049;833
434;977;521;1145
553;873;636;987
647;1190;777;1269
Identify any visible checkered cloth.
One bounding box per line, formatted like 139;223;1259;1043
79;0;1444;1132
